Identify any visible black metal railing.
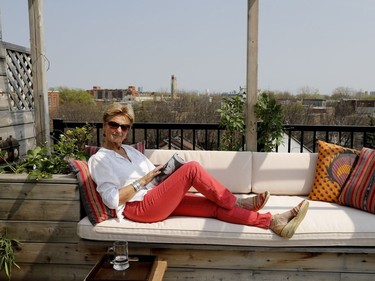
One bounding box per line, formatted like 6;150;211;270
282;124;375;153
52;118;375;152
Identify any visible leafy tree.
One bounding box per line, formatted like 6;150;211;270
331;87;354;100
281;101;307;125
296;86;326;99
51;87;102;122
255;91;284;152
54;87;94;104
217;92;246;151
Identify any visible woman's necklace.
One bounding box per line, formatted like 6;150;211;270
116;147;131;162
104;143;131;162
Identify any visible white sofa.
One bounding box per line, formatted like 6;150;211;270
77;149;375;247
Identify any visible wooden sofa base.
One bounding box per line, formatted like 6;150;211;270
4;239;375;281
2;174;375;281
134;243;375;281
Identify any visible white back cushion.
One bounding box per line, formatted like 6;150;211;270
252;152;317;195
145;150;252;194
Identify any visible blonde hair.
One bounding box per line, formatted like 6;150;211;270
102;103;135;124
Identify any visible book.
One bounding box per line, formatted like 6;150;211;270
146;153;186;189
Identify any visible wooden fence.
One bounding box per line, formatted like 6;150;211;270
0;40;36;157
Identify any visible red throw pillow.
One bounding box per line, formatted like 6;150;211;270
338;147;375;214
72;140;146;225
69;159;116;225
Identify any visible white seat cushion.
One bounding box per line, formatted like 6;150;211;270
77;195;375;247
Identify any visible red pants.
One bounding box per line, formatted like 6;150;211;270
124;161;272;229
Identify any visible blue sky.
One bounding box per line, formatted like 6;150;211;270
1;0;374;95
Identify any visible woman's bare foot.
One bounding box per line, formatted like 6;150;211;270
236;191;270;211
270;200;309;238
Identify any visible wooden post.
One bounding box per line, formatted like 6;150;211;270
246;0;259;151
28;0;50;147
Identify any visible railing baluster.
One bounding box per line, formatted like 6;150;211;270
156;129;160;149
192;129;196;150
300;130;304;153
287;129;292;153
312;131;317;152
351;131;354;148
363;131;367;148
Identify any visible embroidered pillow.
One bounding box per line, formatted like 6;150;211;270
69;159;116;225
72;140;146;225
338;147;375;214
308;140;360;203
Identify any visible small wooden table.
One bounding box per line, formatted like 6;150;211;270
84;255;167;281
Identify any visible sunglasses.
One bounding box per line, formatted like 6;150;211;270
107;121;131;131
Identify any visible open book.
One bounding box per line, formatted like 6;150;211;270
146;153;186;189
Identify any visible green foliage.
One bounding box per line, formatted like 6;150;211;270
55;87;94;104
0;229;20;280
1;124;93;180
217;92;246;151
255;91;284;152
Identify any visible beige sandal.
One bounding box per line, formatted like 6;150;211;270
236;191;270;211
271;200;309;239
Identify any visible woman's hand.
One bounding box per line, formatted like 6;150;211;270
119;166;163;205
139;165;163;186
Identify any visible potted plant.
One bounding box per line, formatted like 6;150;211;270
0;124;93;180
0;229;21;280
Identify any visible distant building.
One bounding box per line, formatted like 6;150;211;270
48;90;60;115
88;86;138;102
355;100;375;115
302;98;326;108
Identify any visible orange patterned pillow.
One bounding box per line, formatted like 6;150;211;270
308;140;360;203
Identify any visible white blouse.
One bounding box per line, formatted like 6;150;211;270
88;144;155;221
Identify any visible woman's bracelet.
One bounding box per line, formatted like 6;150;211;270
131;180;143;192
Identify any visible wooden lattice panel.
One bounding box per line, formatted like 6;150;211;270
6;44;34;110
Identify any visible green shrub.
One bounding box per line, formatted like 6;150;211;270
0;124;93;180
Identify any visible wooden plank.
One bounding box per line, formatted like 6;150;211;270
13;242;150;265
0;110;34;126
149;248;375;273
5;264;375;281
75;242;375;274
0;182;79;200
1;263;91;281
129;242;375;254
0;221;80;243
162;268;375;281
163;268;342;281
341;273;375;281
0;123;35;138
3;41;30;53
0;199;80;221
150;260;168;281
0;173;77;183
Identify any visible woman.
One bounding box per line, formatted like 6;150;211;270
88;103;309;238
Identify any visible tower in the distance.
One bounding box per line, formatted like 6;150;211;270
171;75;177;99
